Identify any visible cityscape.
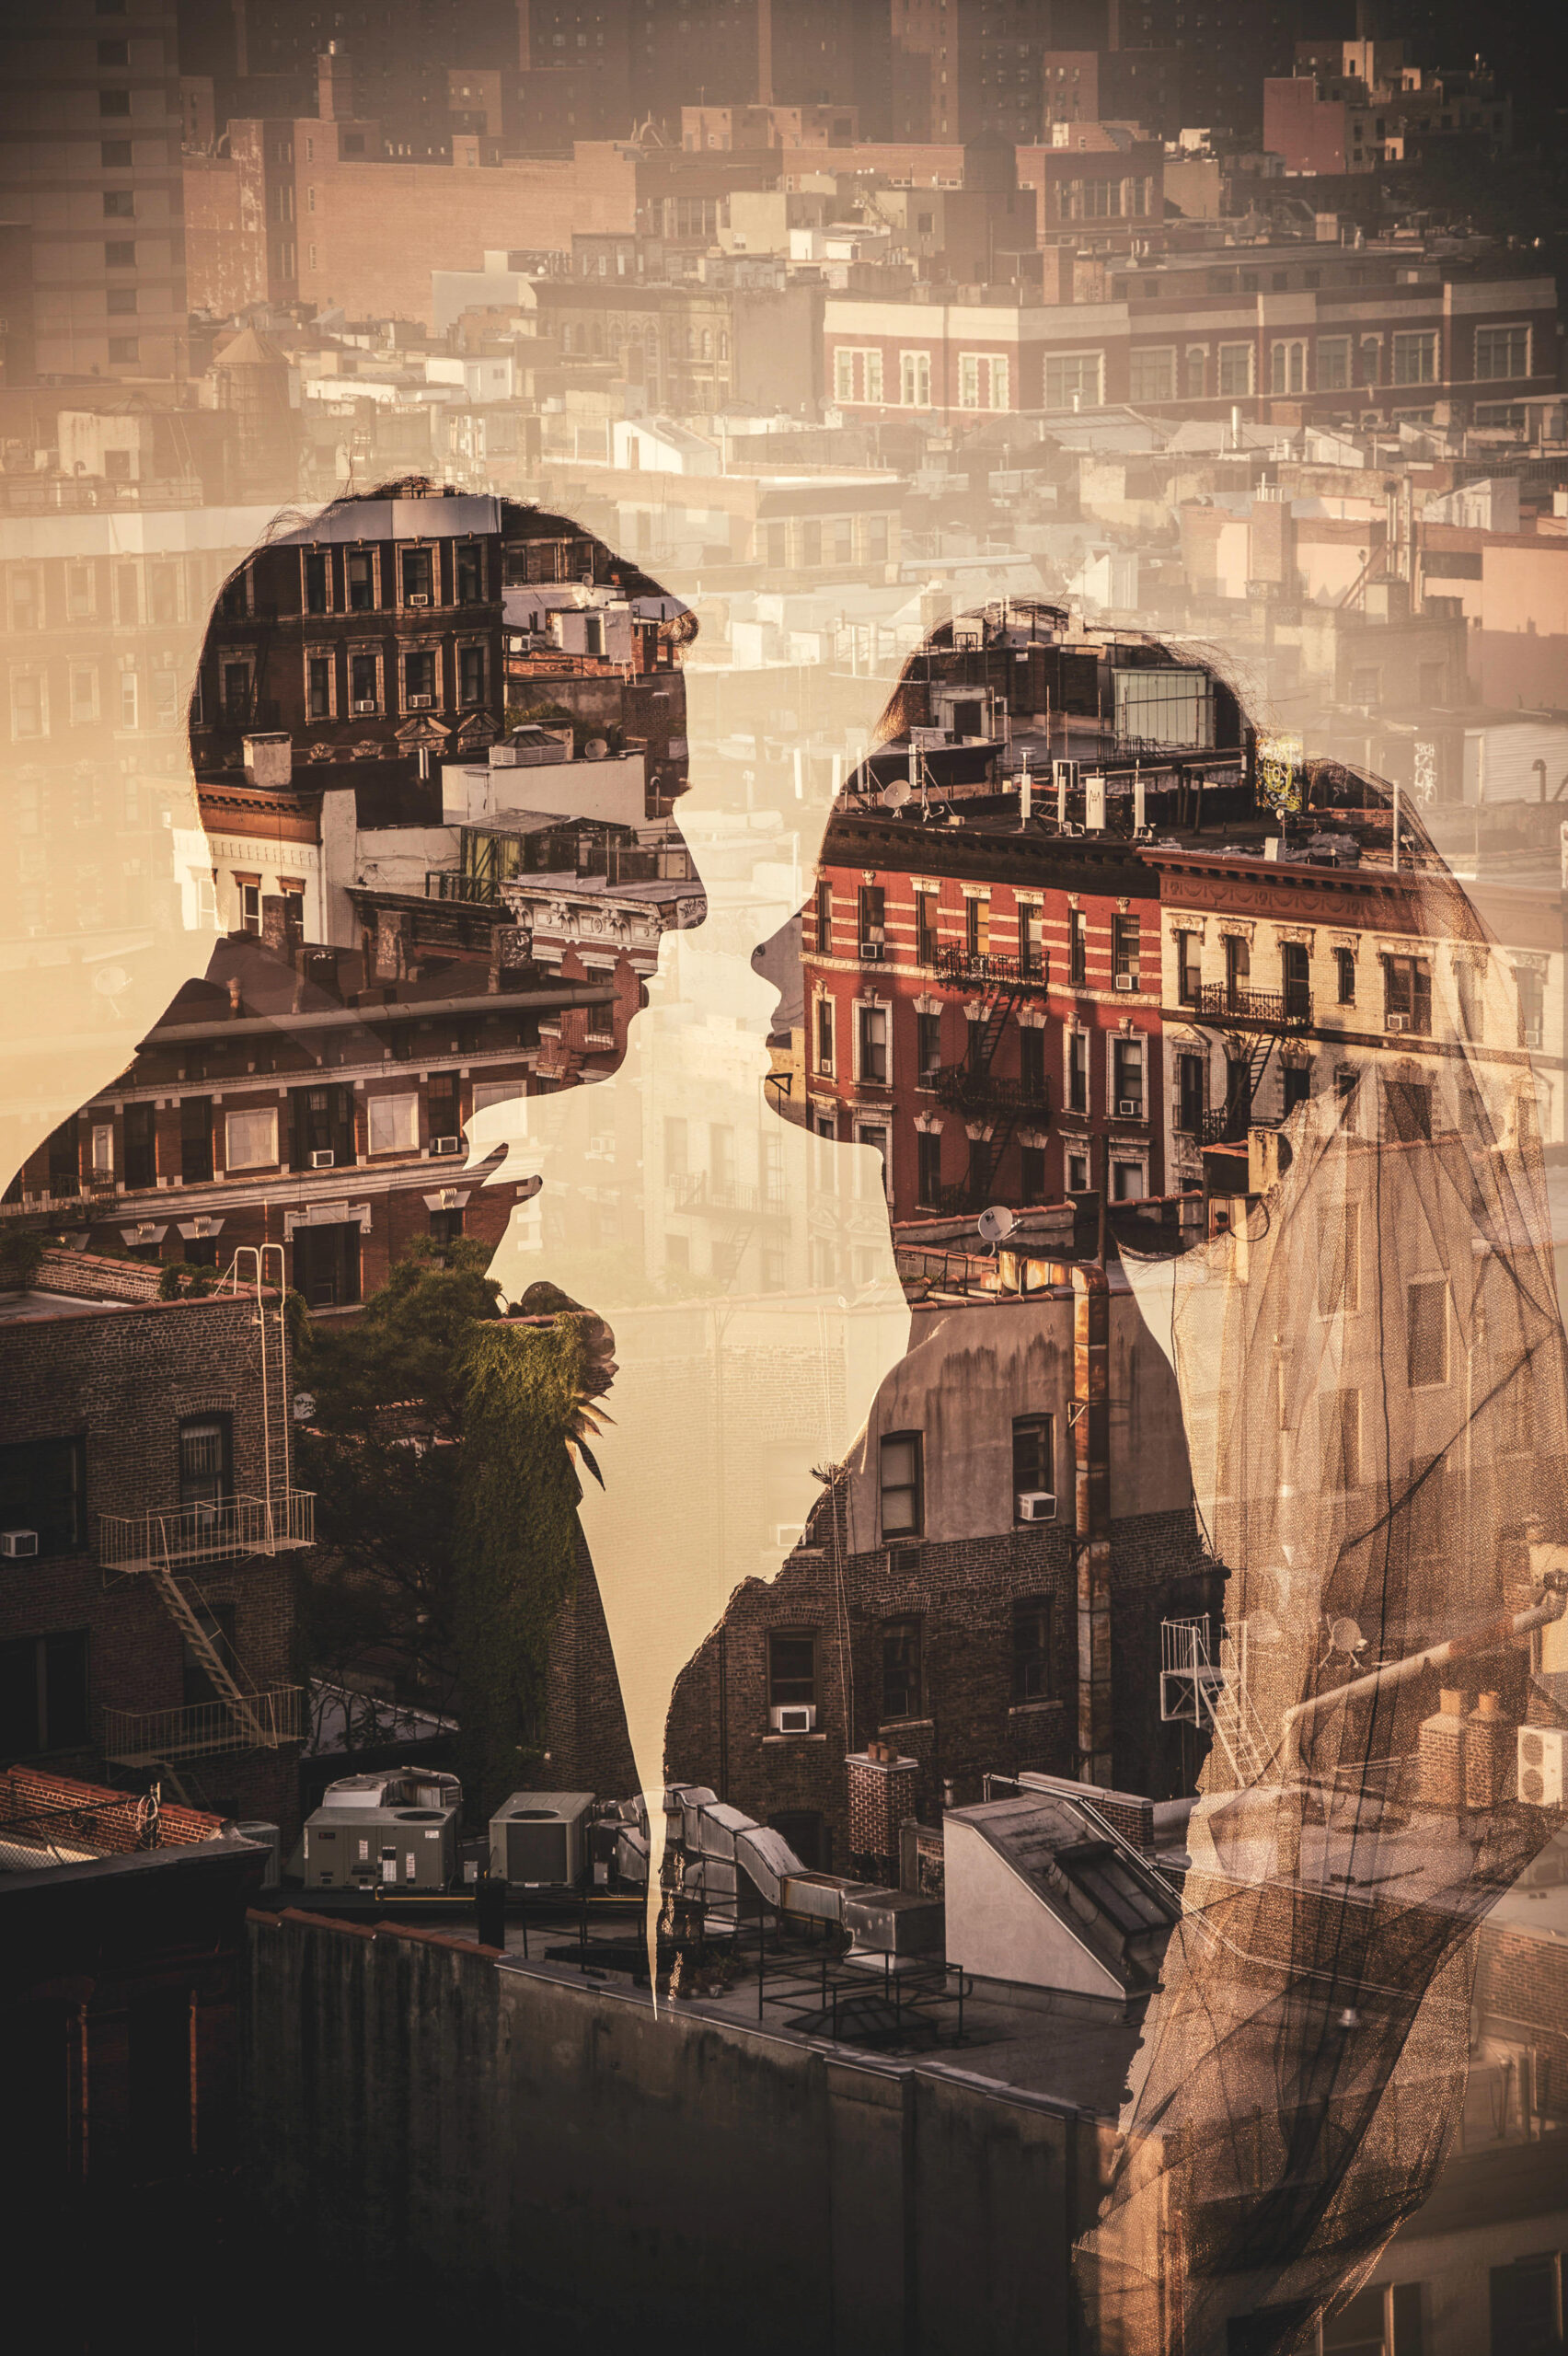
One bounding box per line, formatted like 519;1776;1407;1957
0;4;1565;2350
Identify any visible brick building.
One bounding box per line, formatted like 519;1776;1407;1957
545;1256;1217;1869
4;925;623;1307
0;1248;308;1831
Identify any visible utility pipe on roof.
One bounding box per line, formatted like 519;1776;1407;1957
138;981;617;1048
1280;1583;1566;1780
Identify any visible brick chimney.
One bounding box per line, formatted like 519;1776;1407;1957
846;1745;917;1885
1417;1687;1469;1811
1464;1692;1513;1813
243;731;293;791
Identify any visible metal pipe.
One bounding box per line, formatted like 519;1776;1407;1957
139;981;616;1047
1281;1588;1566;1776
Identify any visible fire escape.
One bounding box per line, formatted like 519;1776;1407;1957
98;1247;315;1771
1187;959;1312;1148
928;946;1050;1211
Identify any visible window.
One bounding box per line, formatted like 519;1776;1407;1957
368;1092;419;1154
880;1432;923;1540
958;352;1009;410
815;996;834;1077
1011;1597;1053;1703
102;138;133;165
1068;1029;1089;1114
0;1437;86;1558
767;1632;816;1709
0;1631;90;1754
429;1207;464;1250
1407;1280;1449;1388
1020;1144;1045;1204
1113;1036;1144;1117
458;645;485;707
814;877;832;953
1334;947;1355;1006
1176;931;1200;1005
966;895;990;958
1516;966;1545;1050
179;1415;232;1507
900;349;932;407
293;1084;354;1169
346;550;375;611
403;650;436;706
1392;330;1436;387
102;188;134;218
917;1130;942;1207
104;241;135;269
455;542;483;603
1384;955;1431;1034
1324;1387;1362;1491
1319;1201;1361;1315
1184;346;1205;398
1270;340;1307;396
1068;907;1087;987
349;652;377;710
1020;1028;1045;1105
857;1004;888;1086
881;1620;922;1722
859;884;885;960
305;654;331;722
225;1107;278;1171
1020;904;1044;978
1386;1080;1432;1144
1045;351;1102;408
917;1011;942;1082
238;881;260;933
1113;913;1139;986
400;547;433;605
1318;336;1351;391
180;1097;213;1184
1489;2251;1563;2352
99;87;132;116
1283;1065;1310;1115
1112;1161;1144;1203
1281;941;1309;1020
1217;342;1252;397
123;1102;156;1189
1475;323;1529;381
801;520;822;568
1012;1415;1054;1516
108;336;139;364
917;890;939;966
1177;1052;1205;1137
1128;347;1174;403
221;660;251;722
303;550;329;614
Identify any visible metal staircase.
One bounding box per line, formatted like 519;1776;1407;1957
1159;1618;1274;1790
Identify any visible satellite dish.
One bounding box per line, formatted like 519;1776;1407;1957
879;780;911;811
583;737;609;761
977;1205;1015;1247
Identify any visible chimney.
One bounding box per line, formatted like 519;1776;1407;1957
1417;1687;1468;1810
226;976;243;1016
243;731;293;791
846;1748;918;1886
1464;1692;1513;1813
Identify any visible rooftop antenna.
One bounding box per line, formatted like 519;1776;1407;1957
977;1205;1015;1255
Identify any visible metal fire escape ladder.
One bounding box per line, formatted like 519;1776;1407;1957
1159;1618;1273;1790
142;1550;270;1750
963;982;1025;1206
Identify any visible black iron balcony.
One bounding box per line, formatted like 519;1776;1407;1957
932;1065;1051;1117
926;945;1047;991
1193;982;1312;1030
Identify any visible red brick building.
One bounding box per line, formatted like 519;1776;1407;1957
802;807;1168;1219
0;1250;308;1833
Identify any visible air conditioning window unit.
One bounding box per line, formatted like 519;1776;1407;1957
770;1703;817;1734
489;1790;594;1888
1386;1012;1408;1033
859;941;886;961
409;592;430;606
352;699;376;714
409;694;434;710
431;1136;462;1156
1113;973;1135;990
0;1530;39;1559
1016;1492;1056;1521
310;1149;335;1169
1117;1100;1143;1119
773;1522;805;1551
1518;1726;1565;1807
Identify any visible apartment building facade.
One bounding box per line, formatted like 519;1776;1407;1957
0;1249;306;1831
802;809;1168;1222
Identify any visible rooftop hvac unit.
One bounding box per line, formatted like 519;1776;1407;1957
489;1791;594;1888
310;1149;335;1169
769;1703;817;1734
232;1819;282;1884
1016;1491;1056;1521
1117;1100;1144;1119
0;1530;39;1559
431;1136;462;1155
1518;1726;1565;1807
352;699;377;715
303;1798;461;1889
